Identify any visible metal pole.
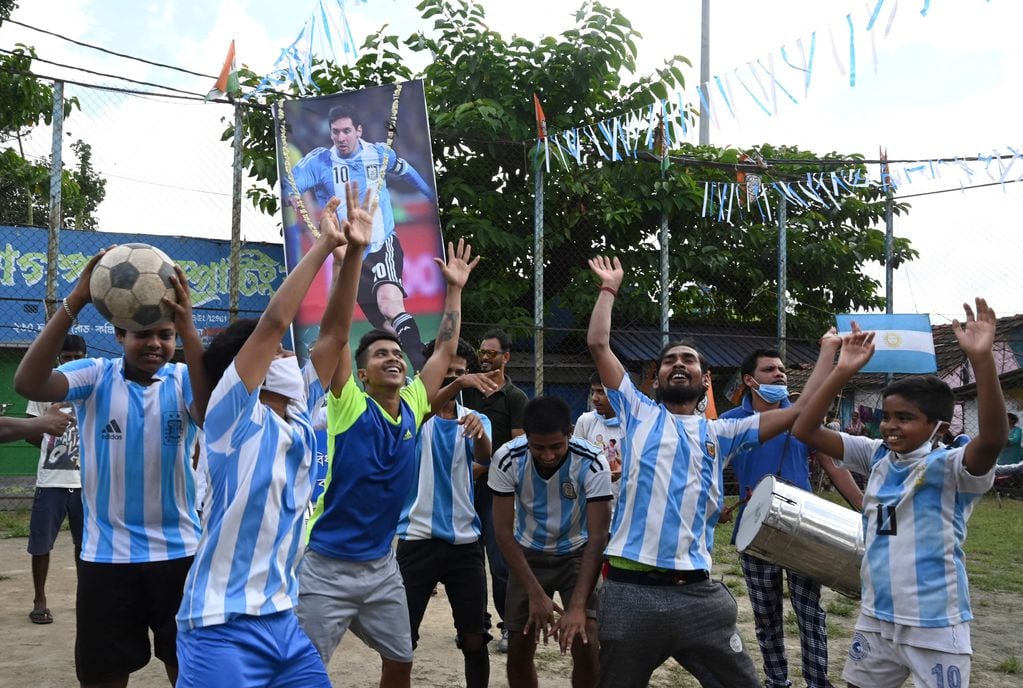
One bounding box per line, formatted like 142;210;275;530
777;196;787;360
699;0;710;145
884;189;894;314
660;214;670;346
46;81;64;319
533;160;544;396
229;103;243;323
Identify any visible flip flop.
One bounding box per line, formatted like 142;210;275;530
29;608;53;624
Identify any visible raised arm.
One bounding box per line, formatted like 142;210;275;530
586;256;626;390
418;240;479;400
163;266;211;424
313;182;374;392
233;196;346;393
956;298;1008;475
14;250;108;402
757;330;842;442
792;325;876;458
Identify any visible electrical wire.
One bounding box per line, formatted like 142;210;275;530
2;17;217;80
0;47;207;98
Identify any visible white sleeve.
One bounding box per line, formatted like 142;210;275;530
487;444;517;495
951;446;996;493
839;434;883;476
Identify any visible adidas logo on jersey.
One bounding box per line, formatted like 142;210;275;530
101;419;123;441
403;429;413;440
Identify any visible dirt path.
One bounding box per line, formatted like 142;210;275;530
0;535;1019;687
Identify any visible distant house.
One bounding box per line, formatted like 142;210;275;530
786;314;1023;437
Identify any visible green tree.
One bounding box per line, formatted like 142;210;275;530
0;42;106;229
230;0;914;338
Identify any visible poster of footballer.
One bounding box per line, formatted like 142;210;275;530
274;79;444;371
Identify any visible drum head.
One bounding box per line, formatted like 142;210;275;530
734;475;779;552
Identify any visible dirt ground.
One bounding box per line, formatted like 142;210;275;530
1;535;1020;687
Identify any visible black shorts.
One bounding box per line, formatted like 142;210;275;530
505;547;596;633
358;234;407;324
75;556;193;684
27;486;83;556
396;538;489;647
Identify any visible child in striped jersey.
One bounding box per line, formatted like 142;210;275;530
489;396;612;688
15;251;207;687
793;299;1007;688
174;183;373;688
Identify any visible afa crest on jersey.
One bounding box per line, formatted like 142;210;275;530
561;481;577;500
705;441;717;458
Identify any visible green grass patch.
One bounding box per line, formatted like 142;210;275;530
962;495;1023;594
995;654;1021;674
0;509;31;538
826;598;857;617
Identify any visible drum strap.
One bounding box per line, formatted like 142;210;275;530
775;430;794;478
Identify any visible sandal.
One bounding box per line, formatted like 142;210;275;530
29;608;53;624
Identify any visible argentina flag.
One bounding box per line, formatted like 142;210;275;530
835;313;937;374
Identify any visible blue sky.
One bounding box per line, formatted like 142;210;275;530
2;0;1021;320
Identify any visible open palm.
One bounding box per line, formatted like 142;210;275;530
588;256;623;290
953;297;996;359
436;238;480;288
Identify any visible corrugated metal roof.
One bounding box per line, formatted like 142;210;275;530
610;326;820;369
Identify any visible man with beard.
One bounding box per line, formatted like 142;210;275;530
585;256;841;688
461;328;528;652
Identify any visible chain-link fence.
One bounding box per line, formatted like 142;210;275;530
3;78;1023;498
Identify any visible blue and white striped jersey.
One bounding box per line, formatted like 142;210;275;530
605;375;760;571
488;436;612;554
177;361;324;630
840;434;994;628
288;142;434;255
398;405;490;544
60;356;199;564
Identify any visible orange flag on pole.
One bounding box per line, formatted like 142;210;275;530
533;93;547;140
703;372;719;419
206;40;239;101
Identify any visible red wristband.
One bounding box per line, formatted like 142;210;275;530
600;286;618;297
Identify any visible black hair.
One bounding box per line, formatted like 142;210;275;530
481;328;512;352
202;319;259;389
523;396;573;436
588;371;603;386
656;339;707;374
882;375;954;423
739;348;783;396
1009;413;1019;426
62;334;87;354
355;329;402;368
421;337;479;372
328;105;362;128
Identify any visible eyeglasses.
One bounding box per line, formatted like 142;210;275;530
478;349;504;360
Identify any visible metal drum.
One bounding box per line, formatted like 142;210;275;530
734;475;864;599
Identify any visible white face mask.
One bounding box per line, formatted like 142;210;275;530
893;421;948;461
262;356;305;406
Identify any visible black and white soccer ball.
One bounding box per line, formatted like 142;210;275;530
89;243;177;331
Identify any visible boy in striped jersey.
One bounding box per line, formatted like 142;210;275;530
489;396;612;688
15;254;208;687
586;256;840;688
793;300;1006;688
174;186;372;687
396;337;493;688
296;237;479;688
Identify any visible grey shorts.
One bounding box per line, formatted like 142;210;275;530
504;547;596;633
596;577;760;688
296;548;413;664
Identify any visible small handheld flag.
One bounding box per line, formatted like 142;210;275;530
835;313;936;374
